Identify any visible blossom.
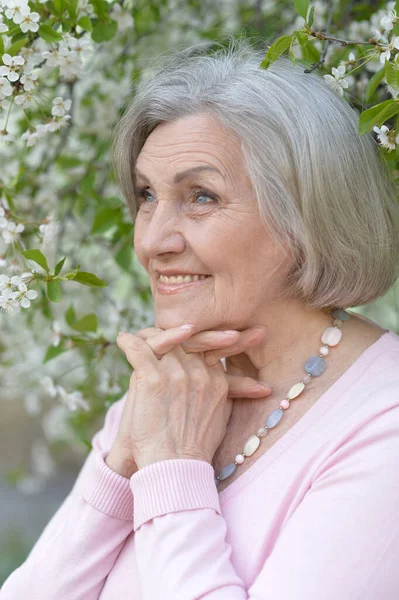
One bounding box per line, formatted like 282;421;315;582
0;76;13;100
56;385;90;412
323;64;350;96
21;128;44;146
20;70;38;92
40;375;58;398
17;281;38;307
109;3;134;31
51;96;72;117
0;53;25;82
0;129;15;142
380;9;398;31
13;9;40;32
380;35;399;63
0;273;22;292
0;15;9;33
4;0;30;22
373;125;399;151
0;206;7;228
1;220;24;244
46;115;71;132
14;91;36;108
0;292;20;313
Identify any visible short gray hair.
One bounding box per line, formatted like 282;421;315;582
111;36;399;310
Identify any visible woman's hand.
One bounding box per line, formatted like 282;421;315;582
106;325;271;476
115;324;271;469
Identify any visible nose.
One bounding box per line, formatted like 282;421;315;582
135;200;186;259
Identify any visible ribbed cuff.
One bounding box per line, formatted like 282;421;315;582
81;450;134;521
130;459;221;531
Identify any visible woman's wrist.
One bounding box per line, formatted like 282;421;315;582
105;444;138;479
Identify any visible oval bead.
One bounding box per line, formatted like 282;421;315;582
266;408;284;428
243;434;260;457
305;355;326;376
321;326;342;347
287;382;305;400
219;462;236;481
331;308;350;321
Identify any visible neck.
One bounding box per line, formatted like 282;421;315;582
231;301;334;390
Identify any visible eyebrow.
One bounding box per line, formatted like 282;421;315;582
134;165;223;184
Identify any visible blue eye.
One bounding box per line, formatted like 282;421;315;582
136;187;218;206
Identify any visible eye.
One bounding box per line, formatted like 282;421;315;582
136;186;219;207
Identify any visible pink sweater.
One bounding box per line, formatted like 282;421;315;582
2;329;399;599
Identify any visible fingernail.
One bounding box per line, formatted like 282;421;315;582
180;324;194;329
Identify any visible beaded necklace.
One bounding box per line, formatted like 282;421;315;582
214;308;350;490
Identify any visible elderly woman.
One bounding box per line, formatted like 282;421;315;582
3;38;399;599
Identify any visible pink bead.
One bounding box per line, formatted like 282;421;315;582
319;346;329;356
235;454;245;464
303;374;311;384
280;399;290;410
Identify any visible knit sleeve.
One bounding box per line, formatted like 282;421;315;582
0;391;134;600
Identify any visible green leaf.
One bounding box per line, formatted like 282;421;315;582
91;19;117;43
21;249;50;273
359;100;399;135
260;35;293;69
6;37;28;56
294;0;309;20
55;155;83;169
65;0;78;19
77;16;93;32
0;34;4;57
52;0;65;14
54;257;66;276
10;31;27;44
70;271;108;287
47;279;62;302
89;0;108;19
385;61;399;91
65;304;77;327
91;207;122;234
43;343;69;363
365;67;385;103
69;313;98;333
114;240;133;272
38;24;63;43
62;19;73;32
307;5;315;27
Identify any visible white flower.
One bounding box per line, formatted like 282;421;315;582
40;375;58;398
20;70;38;91
67;35;94;58
51;320;62;346
0;129;15;142
56;385;90;412
380;9;398;31
323;64;349;96
14;9;39;32
0;273;22;291
58;49;82;79
2;220;24;244
373;124;399;151
4;0;30;22
41;48;63;67
0;76;13;99
14;91;35;108
0;53;25;82
380;35;399;63
46;115;71;132
109;3;134;31
21;128;41;146
0;291;20;313
51;96;72;117
0;15;9;33
17;282;38;307
0;207;7;228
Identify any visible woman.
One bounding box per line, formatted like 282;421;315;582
2;37;399;599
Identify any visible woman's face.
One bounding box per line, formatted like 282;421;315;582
134;113;291;332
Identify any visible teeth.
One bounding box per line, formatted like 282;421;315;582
159;274;210;284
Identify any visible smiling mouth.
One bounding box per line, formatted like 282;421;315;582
156;275;212;294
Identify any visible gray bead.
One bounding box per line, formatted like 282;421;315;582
331;308;350;321
266;408;283;429
219;462;237;481
305;355;326;376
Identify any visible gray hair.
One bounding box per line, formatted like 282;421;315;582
111;36;399;310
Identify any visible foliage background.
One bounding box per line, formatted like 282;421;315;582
1;0;398;583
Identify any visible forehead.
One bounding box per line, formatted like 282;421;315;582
135;113;243;184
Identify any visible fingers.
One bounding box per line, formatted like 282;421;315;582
227;374;273;398
204;327;267;366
